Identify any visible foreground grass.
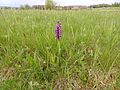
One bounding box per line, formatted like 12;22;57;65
0;9;120;89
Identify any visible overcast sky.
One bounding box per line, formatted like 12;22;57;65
0;0;120;7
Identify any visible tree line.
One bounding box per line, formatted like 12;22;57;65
89;2;120;8
19;2;120;10
20;0;55;10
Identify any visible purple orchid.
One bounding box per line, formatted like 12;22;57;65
55;21;62;41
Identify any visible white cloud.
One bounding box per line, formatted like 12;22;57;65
0;0;45;7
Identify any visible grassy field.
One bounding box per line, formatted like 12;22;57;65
0;8;120;90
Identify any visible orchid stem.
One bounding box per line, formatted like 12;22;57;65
58;41;61;66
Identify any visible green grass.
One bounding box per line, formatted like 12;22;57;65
0;8;120;90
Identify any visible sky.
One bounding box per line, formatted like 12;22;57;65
0;0;120;7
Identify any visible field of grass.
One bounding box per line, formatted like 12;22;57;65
0;8;120;90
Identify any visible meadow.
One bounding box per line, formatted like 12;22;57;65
0;8;120;90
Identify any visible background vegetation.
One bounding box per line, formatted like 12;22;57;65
89;2;120;8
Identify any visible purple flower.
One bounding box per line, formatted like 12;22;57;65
55;21;62;41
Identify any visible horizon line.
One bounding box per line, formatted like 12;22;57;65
0;3;118;8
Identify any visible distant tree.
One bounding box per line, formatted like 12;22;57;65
45;0;55;10
20;4;31;9
32;5;45;10
89;4;111;8
112;2;120;7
